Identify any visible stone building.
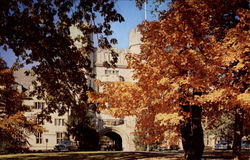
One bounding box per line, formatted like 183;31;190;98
92;48;136;151
13;68;69;151
89;28;142;151
10;28;142;151
11;26;221;152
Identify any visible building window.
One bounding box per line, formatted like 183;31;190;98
105;70;110;74
56;132;64;144
35;132;42;144
104;52;110;62
119;76;125;82
54;118;65;126
105;69;119;75
36;117;44;125
33;102;44;109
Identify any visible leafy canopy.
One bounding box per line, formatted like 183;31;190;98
0;0;125;118
0;58;43;148
88;0;249;144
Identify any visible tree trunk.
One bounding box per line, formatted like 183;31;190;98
232;107;244;160
181;105;204;160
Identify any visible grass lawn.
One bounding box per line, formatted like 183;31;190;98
0;151;181;160
0;151;249;160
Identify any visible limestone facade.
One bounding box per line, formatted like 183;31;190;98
89;28;143;151
11;28;142;151
13;69;69;151
92;47;137;151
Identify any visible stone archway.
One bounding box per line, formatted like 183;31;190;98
99;131;122;151
98;120;136;151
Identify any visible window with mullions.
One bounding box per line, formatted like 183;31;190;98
33;102;45;109
104;69;119;75
36;117;44;125
35;132;43;144
56;132;64;144
54;118;65;126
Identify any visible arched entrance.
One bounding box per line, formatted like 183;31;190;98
99;131;122;151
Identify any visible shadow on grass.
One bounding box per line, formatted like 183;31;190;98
1;151;249;160
203;150;250;160
0;151;181;160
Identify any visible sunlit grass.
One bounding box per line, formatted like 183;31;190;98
0;151;249;160
0;151;180;160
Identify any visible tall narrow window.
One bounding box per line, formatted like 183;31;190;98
62;119;65;126
105;70;108;74
33;102;45;109
54;118;65;126
56;132;64;144
35;132;42;144
58;119;61;126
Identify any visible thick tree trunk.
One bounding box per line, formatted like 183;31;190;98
181;105;204;160
232;107;244;160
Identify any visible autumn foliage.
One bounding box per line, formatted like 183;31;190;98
0;0;127;150
0;59;43;151
88;0;249;157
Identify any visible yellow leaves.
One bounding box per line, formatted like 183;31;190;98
157;76;190;90
188;49;197;54
88;0;250;145
232;58;245;71
218;20;250;68
197;89;226;104
197;87;250;111
157;77;170;85
237;93;250;108
0;112;44;138
155;113;183;126
221;51;240;66
237;93;250;102
87;82;142;117
163;131;179;142
177;76;190;85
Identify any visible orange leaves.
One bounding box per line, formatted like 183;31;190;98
237;8;250;25
0;112;44;139
155;113;183;126
198;89;226;103
236;92;250;109
89;0;250;144
88;82;142;117
136;0;249;143
0;58;44;142
0;68;11;75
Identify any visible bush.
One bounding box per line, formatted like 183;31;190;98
6;145;29;154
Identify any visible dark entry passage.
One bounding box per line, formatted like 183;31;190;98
100;132;122;151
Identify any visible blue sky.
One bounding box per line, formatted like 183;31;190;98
0;0;169;67
111;0;168;49
111;0;151;49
